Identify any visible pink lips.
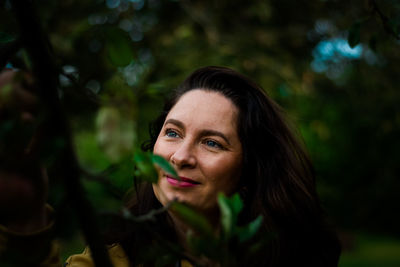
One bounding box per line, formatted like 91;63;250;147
166;175;200;188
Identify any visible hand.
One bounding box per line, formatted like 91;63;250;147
0;69;48;233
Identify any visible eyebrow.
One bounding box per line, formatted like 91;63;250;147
164;118;231;145
164;118;184;129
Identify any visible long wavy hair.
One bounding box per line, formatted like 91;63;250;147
119;66;340;266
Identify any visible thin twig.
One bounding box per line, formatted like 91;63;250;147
102;203;170;223
370;0;400;40
59;71;101;105
81;168;125;199
101;202;206;266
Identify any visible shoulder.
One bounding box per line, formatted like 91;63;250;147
65;244;129;267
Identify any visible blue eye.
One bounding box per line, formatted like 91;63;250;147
165;129;179;138
205;140;223;149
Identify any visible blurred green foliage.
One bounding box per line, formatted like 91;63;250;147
2;0;400;264
171;193;265;266
339;233;400;267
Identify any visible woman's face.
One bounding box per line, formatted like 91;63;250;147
152;89;243;214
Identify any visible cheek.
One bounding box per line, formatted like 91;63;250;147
152;139;175;203
153;136;161;154
153;137;169;158
152;182;163;204
205;157;242;190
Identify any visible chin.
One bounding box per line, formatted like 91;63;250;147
153;184;177;206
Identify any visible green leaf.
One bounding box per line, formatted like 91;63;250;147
106;156;135;192
230;193;244;216
218;193;243;237
237;215;263;242
170;202;214;237
105;29;134;67
0;32;15;44
133;151;158;183
348;22;361;48
96;106;135;162
218;193;233;236
151;154;178;178
20;49;32;69
186;230;220;259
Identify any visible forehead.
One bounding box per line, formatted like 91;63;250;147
166;89;239;131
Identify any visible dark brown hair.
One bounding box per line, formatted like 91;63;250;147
126;66;340;266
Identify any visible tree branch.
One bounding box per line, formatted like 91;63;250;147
81;168;125;199
370;0;400;40
10;1;113;266
59;70;101;105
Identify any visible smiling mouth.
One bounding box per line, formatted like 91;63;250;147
165;175;200;188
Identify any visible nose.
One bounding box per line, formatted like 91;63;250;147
170;141;196;169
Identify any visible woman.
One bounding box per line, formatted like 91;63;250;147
0;66;341;266
101;66;341;266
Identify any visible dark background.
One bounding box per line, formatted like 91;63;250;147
1;0;400;266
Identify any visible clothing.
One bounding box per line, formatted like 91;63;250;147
65;245;129;266
65;245;193;267
0;218;193;266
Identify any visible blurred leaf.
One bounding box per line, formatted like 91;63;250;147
218;194;232;237
105;29;134;67
133;151;158;183
74;130;111;171
20;49;32;69
237;215;263;242
0;32;15;44
154;253;178;267
96;106;134;162
348;22;361;48
106;156;134;193
170;202;214;237
230;193;244;215
218;193;243;238
151;154;178;178
186;230;220;259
